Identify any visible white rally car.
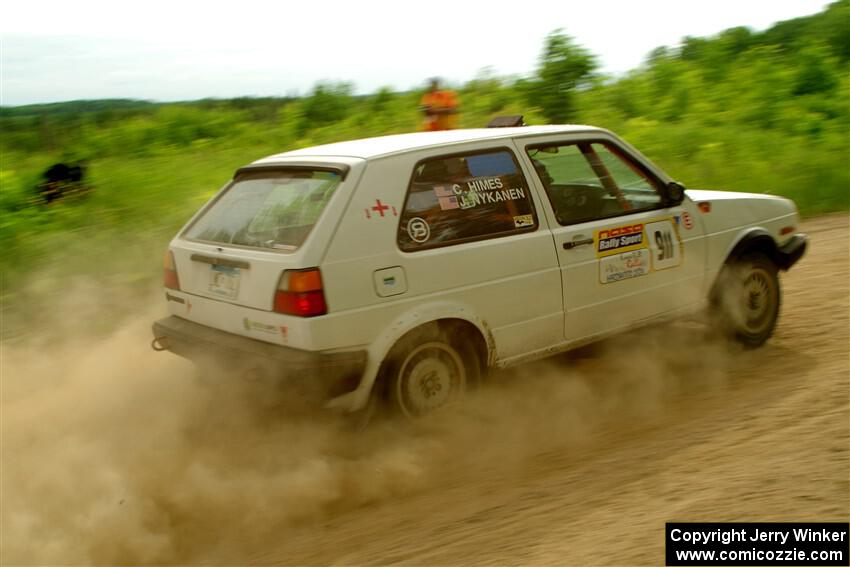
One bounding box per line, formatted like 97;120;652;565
152;124;807;418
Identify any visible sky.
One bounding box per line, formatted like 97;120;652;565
1;0;832;106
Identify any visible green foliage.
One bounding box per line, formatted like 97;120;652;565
460;69;524;121
299;82;354;132
760;0;850;61
792;48;839;95
1;2;848;339
0;98;156;118
524;30;598;123
370;87;396;113
570;2;849;215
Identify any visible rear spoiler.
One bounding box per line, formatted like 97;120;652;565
235;163;350;181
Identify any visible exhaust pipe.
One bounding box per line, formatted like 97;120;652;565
151;336;170;352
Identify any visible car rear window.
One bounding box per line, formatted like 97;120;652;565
184;169;341;251
398;149;537;251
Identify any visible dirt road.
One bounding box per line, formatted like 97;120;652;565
2;214;848;566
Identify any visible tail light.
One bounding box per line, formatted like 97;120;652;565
274;268;327;317
163;250;180;290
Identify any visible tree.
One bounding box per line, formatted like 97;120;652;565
718;26;753;58
526;30;597;123
817;0;850;62
301;82;353;128
792;48;838;96
370;87;396;113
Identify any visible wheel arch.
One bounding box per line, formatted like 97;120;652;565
726;229;780;264
710;228;780;300
432;318;489;377
325;302;495;413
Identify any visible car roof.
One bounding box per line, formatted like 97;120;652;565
256;125;605;161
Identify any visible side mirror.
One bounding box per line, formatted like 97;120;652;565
667;181;686;205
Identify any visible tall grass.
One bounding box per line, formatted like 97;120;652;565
2;2;848;339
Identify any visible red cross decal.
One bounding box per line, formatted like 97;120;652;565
364;199;398;219
371;199;390;217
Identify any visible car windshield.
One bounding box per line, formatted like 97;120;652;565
184;169;341;251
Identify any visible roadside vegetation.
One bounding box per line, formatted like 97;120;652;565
1;1;847;337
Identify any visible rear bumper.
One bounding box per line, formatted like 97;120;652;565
776;233;807;270
151;315;367;396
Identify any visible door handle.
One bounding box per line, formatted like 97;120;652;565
563;237;594;250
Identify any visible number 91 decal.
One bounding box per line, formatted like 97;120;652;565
645;219;682;270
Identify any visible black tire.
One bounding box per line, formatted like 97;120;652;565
379;325;480;419
712;252;781;348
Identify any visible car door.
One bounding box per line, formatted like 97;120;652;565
391;145;564;361
515;134;706;342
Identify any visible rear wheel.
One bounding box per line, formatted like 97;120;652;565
381;326;479;419
713;253;781;348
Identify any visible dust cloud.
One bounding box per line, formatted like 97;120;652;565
2;285;737;565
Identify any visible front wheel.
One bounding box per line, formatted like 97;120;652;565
712;253;781;348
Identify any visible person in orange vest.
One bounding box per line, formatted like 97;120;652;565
419;78;459;131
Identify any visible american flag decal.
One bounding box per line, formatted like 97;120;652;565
438;195;459;210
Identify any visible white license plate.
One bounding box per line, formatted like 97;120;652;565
208;265;241;299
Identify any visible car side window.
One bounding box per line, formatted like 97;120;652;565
528;141;664;226
398;149;538;251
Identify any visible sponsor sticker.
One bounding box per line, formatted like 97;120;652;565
595;223;646;258
407;217;430;243
594;217;684;272
243;318;277;335
599;249;650;284
513;214;534;228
